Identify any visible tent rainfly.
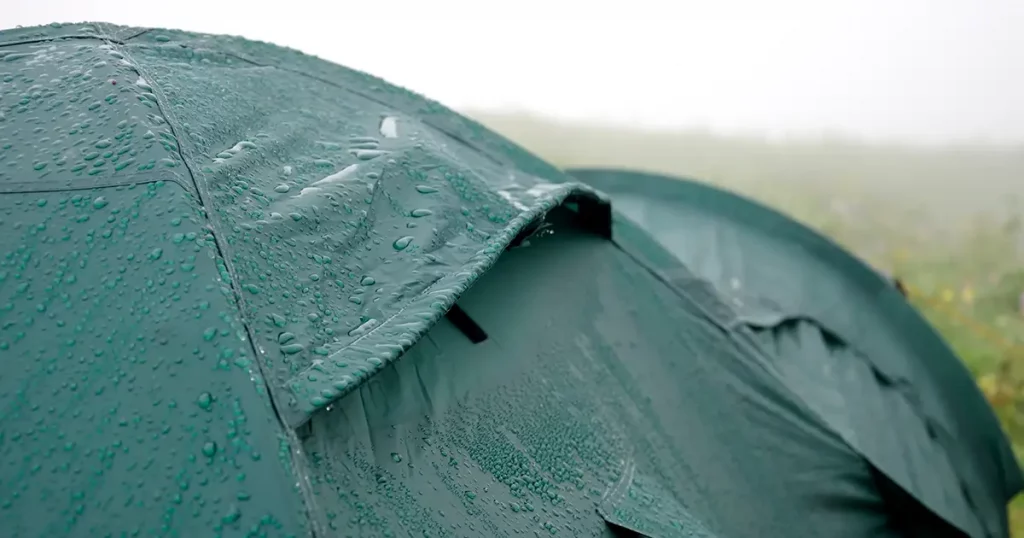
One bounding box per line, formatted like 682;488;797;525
0;22;1019;538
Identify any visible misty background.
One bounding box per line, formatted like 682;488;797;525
8;0;1024;144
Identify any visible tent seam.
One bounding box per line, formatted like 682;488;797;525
108;37;326;538
0;171;192;195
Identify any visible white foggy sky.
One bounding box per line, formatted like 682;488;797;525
7;0;1024;143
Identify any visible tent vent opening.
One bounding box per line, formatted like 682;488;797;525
507;219;548;250
296;420;313;440
604;523;644;537
445;304;488;344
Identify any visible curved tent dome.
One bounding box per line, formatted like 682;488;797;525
568;168;1023;538
0;22;1017;538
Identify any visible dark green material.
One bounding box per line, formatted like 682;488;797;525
0;22;1017;538
568;168;1024;538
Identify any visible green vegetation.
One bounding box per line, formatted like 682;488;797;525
467;110;1024;533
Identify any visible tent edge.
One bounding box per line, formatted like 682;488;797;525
279;183;610;429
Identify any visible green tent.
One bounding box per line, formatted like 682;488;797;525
0;22;1018;538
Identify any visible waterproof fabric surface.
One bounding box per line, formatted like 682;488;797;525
0;22;1018;538
300;209;900;538
568;168;1024;538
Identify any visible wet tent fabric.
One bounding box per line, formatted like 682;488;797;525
299;208;901;538
0;22;1016;538
568;168;1024;538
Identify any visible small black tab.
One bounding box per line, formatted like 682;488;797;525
446;304;488;344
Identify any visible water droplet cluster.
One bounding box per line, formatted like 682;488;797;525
0;32;184;192
0;181;307;535
0;22;609;538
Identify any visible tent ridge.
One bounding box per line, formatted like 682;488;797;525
102;33;330;532
280;183;608;428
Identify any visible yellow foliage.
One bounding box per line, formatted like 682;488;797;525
978;374;999;401
962;285;975;305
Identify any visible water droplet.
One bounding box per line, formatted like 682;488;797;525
202;327;217;341
196;392;213;410
348;318;379;337
277;332;296;344
274;183;291;193
310;164;359;187
379;116;398;138
280;343;304;355
410;208;433;218
148;248;163;261
415;185;439;194
202;441;217;457
360;276;375;286
92;196;109;209
268;313;287;327
332;375;354;391
222;504;242;524
393;236;413;250
352;149;387;160
391;452;402;463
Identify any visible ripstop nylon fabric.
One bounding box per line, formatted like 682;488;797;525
0;22;1018;538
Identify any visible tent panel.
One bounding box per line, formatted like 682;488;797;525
119;32;600;426
300;209;898;538
0;183;307;537
569;168;1021;538
756;320;977;536
0;38;188;193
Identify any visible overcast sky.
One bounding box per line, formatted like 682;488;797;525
7;0;1024;144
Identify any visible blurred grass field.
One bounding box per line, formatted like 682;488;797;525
468;111;1024;533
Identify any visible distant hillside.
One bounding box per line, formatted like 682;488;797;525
465;111;1024;226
